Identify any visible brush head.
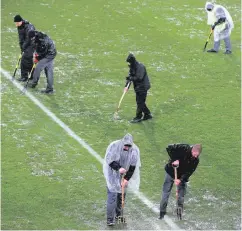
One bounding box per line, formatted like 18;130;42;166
113;112;120;120
116;216;126;224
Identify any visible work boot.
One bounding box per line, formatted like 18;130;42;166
130;117;142;123
159;211;166;220
17;77;28;82
107;218;115;226
40;89;54;94
224;50;232;54
143;114;153;121
28;82;38;88
207;49;217;53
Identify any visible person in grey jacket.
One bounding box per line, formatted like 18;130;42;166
103;133;141;226
126;53;152;123
28;30;57;94
14;15;35;81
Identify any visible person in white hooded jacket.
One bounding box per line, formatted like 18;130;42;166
103;133;141;226
205;2;234;54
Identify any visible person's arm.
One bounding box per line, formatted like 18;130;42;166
180;159;199;182
18;33;25;52
132;64;145;82
212;17;226;29
22;25;35;51
126;63;146;82
36;41;48;60
124;165;136;181
109;161;121;171
212;7;226;29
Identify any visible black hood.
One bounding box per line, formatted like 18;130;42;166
126;53;136;64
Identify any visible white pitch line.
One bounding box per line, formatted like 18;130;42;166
1;68;181;230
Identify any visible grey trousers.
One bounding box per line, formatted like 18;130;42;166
214;36;232;52
160;173;186;213
33;58;54;90
106;187;126;221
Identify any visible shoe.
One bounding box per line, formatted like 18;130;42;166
207;49;218;53
28;82;38;88
107;219;115;226
17;77;28;82
159;211;166;220
143;114;153;121
40;89;54;94
130;117;142;123
224;50;232;54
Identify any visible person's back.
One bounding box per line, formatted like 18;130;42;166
131;61;150;93
34;32;57;60
165;144;199;181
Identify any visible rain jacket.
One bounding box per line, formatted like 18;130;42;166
205;2;234;41
103;134;141;193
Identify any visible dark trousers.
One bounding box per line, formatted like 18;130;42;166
20;49;34;79
107;187;126;221
160;173;186;213
135;91;151;118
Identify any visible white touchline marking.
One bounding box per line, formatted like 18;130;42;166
1;68;182;230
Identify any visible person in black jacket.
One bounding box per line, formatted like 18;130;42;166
125;53;152;123
14;15;35;81
28;30;57;94
159;143;202;219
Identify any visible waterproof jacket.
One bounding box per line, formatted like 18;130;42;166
165;143;199;182
129;61;151;92
103;133;141;193
17;20;35;52
34;32;57;60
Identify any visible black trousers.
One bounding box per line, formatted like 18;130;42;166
21;47;34;79
136;91;151;118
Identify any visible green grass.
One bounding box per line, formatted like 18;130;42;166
1;0;241;230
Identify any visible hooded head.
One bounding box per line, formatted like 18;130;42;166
122;133;133;151
205;2;214;11
126;53;136;66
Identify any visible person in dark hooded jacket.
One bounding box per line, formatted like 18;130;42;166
14;15;35;81
125;53;152;123
28;30;57;94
